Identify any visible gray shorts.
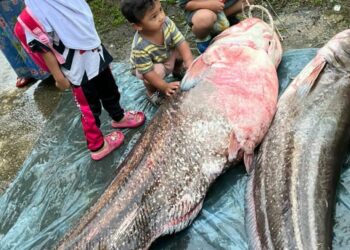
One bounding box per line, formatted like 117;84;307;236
184;0;239;26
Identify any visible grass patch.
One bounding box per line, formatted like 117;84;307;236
88;0;125;33
88;0;177;34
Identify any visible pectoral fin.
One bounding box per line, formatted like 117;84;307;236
181;56;209;91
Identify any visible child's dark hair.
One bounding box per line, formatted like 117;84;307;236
120;0;157;23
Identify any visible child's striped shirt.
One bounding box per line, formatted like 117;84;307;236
130;17;185;75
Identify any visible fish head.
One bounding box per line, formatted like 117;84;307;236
211;18;282;67
182;18;282;91
319;29;350;73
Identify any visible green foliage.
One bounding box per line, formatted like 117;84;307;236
89;0;125;33
160;0;177;4
88;0;178;34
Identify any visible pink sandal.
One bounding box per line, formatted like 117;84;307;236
111;111;145;129
91;131;124;161
16;77;37;88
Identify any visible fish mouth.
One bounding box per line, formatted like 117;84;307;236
149;198;204;246
167;199;204;228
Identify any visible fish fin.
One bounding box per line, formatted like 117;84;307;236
181;56;208;91
296;55;326;97
228;132;242;162
244;153;254;174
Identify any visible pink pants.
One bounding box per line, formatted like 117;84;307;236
135;50;179;80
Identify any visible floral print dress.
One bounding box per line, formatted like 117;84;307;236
0;0;49;79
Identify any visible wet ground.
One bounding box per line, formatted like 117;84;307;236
0;52;61;193
0;2;349;193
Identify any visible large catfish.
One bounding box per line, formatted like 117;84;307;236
246;29;350;250
57;17;282;249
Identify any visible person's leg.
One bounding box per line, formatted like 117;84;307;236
163;50;178;75
191;9;217;39
0;1;49;86
135;69;156;96
191;9;218;53
96;67;145;128
136;64;166;96
71;84;104;152
93;67;124;122
135;65;167;106
72;76;125;160
212;11;230;35
162;50;185;80
0;24;37;85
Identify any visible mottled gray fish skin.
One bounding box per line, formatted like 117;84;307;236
57;16;282;250
246;29;350;250
57;82;233;250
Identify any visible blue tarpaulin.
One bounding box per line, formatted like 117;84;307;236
0;49;349;249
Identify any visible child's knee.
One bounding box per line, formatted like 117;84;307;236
191;10;217;32
153;64;167;78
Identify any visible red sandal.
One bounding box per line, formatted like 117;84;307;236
111;111;145;129
91;131;124;161
16;77;37;88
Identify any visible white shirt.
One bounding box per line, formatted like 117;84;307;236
26;31;113;86
25;0;101;50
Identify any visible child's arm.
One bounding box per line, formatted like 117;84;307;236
185;0;224;13
143;71;180;97
24;29;70;90
176;41;194;70
41;51;70;90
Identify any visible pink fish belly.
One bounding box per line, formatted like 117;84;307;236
206;46;279;142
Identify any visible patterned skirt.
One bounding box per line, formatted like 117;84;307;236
0;0;49;79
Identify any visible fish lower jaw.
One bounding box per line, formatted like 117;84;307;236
146;200;204;249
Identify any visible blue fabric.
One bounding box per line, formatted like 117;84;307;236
0;0;49;79
196;38;211;54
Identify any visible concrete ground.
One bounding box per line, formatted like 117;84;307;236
0;52;61;193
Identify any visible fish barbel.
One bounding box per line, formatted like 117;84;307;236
57;17;281;249
246;29;350;250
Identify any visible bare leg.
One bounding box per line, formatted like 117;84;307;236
143;80;158;96
140;64;167;96
191;9;217;39
173;59;186;79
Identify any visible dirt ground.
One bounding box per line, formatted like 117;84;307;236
0;1;349;193
102;2;350;60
